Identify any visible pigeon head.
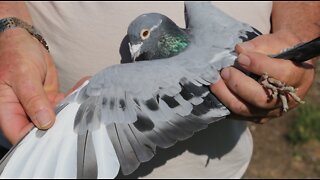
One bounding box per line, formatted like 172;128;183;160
127;13;189;61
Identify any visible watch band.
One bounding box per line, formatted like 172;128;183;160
0;17;49;51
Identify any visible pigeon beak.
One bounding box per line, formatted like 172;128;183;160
129;42;143;62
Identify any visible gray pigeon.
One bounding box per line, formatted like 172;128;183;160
126;9;319;112
0;2;319;179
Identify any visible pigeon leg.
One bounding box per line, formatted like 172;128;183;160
258;73;305;112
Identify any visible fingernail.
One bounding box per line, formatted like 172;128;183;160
238;42;255;51
237;54;251;67
221;68;230;80
35;109;52;128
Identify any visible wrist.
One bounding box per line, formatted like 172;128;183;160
0;17;49;51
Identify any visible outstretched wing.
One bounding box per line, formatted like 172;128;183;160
0;2;261;178
75;44;233;176
72;2;262;175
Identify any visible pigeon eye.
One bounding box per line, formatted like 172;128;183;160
140;29;150;40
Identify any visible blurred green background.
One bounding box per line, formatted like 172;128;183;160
244;60;320;178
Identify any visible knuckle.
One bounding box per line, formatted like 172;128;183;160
24;93;43;113
248;56;263;72
14;75;49;115
228;77;238;90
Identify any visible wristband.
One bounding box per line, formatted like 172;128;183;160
0;17;49;51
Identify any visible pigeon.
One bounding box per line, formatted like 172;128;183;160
0;2;319;179
126;9;320;111
126;11;319;112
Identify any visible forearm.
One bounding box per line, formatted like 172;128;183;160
0;1;32;24
272;1;320;65
272;1;320;41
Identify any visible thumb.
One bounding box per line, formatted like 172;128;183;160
11;73;56;130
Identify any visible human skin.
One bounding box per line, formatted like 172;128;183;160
0;2;64;144
210;1;320;123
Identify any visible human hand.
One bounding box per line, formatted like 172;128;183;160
210;30;316;123
0;28;64;144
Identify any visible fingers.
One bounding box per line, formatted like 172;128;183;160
235;30;308;87
11;72;55;130
211;31;314;123
220;67;281;109
0;85;34;144
210;79;282;118
0;111;34;145
236;52;307;86
214;65;303;116
210;79;251;116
